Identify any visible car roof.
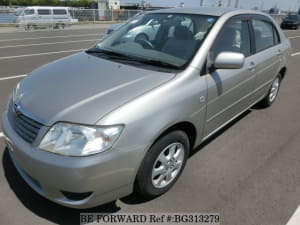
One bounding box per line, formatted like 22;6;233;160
146;7;265;17
25;6;70;9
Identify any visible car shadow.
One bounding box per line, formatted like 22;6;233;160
2;109;252;223
190;109;252;157
1;149;120;225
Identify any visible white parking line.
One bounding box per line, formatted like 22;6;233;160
0;33;100;42
288;36;300;39
291;52;300;57
0;132;3;138
0;74;27;81
0;39;98;49
0;49;86;60
286;205;300;225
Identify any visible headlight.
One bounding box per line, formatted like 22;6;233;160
39;122;123;156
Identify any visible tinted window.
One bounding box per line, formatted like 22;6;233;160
252;19;277;52
212;19;251;58
24;9;34;15
53;9;67;15
38;9;51;15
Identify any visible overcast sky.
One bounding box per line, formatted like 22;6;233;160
121;0;300;11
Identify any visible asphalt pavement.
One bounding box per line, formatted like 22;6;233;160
0;25;300;225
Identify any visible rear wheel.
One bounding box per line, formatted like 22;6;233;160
256;74;281;108
135;130;190;197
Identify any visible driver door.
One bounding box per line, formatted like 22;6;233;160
203;16;257;138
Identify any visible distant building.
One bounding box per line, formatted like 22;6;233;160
108;0;120;10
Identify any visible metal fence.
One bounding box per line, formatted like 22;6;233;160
0;8;287;25
0;8;141;24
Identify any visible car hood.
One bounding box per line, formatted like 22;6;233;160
17;52;175;126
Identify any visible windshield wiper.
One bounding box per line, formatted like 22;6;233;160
86;49;181;70
86;48;127;57
86;48;142;62
135;59;181;69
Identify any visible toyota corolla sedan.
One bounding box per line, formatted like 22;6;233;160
2;8;291;208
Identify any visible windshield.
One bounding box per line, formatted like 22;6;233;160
285;15;299;21
15;9;24;16
91;13;217;70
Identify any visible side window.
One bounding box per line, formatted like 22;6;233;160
53;9;67;15
24;9;34;15
168;16;194;38
212;19;251;58
252;19;278;52
38;9;51;15
181;17;194;33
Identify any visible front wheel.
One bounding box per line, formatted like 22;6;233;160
256;74;282;108
135;130;190;197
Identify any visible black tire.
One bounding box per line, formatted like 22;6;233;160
256;74;282;108
26;24;32;31
135;33;149;42
135;130;190;197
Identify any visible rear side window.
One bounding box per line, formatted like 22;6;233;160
252;19;279;52
53;9;67;15
38;9;51;15
24;9;34;15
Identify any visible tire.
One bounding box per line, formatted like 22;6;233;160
135;130;190;197
26;24;32;31
135;33;149;42
256;74;282;108
57;24;65;29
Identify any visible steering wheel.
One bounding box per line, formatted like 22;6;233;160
136;39;155;49
135;34;155;49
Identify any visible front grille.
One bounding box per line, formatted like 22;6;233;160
8;101;43;144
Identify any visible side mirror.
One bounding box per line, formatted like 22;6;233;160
213;52;245;70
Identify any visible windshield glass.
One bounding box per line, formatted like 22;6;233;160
92;13;217;70
286;15;299;21
15;9;24;16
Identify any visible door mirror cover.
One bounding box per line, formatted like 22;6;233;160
214;52;245;70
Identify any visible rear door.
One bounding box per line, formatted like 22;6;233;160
203;15;257;138
250;16;282;101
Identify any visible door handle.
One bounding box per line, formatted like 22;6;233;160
277;49;282;56
248;62;256;71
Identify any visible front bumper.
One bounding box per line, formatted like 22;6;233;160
2;110;144;208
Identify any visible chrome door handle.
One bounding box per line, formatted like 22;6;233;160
248;62;256;71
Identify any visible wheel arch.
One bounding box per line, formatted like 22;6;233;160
149;121;197;153
279;67;287;80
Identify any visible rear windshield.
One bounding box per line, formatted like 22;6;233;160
38;9;51;15
53;9;67;15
